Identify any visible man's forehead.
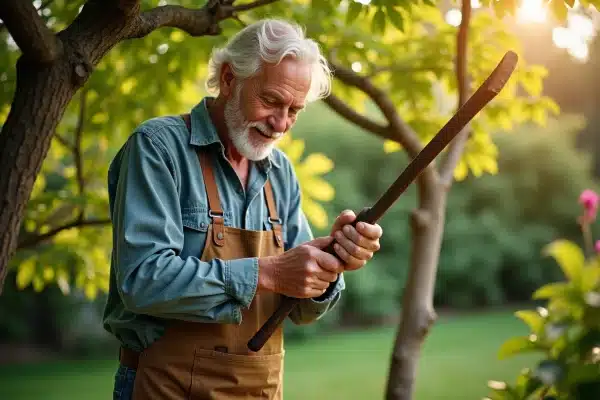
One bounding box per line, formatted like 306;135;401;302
255;60;311;99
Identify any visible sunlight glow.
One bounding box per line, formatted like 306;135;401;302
353;0;371;5
351;62;363;73
568;13;595;40
445;8;462;27
552;27;575;49
517;0;547;23
551;10;597;62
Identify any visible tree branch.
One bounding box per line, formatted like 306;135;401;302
17;218;111;250
74;90;87;208
127;0;279;39
322;93;389;137
232;0;279;12
439;0;472;186
329;58;423;159
114;0;141;17
367;64;445;79
54;134;71;149
0;0;62;63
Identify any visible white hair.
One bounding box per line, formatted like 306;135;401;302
205;19;332;103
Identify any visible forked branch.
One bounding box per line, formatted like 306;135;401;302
128;0;279;39
17;218;111;250
0;0;62;62
323;93;388;137
328;58;423;159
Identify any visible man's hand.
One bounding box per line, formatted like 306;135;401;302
258;236;343;298
330;209;382;271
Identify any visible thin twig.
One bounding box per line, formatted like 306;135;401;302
74;90;87;213
17;218;111;250
439;0;472;185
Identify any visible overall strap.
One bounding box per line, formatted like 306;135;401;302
264;180;283;248
182;113;283;248
182;113;225;247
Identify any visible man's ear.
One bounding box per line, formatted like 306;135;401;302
220;63;236;97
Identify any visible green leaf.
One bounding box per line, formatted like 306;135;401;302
515;369;543;399
386;6;404;32
372;8;387;35
543;240;585;285
533;282;570;300
581;260;600;292
498;336;540;359
16;258;36;289
550;0;569;21
515;310;546;333
346;1;363;25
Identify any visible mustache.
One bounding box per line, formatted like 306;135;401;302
247;121;283;139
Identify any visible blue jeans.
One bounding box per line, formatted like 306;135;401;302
113;364;137;400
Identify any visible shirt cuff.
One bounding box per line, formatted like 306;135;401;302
224;257;259;309
311;273;345;304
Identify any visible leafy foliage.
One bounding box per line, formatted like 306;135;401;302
486;197;600;400
276;134;335;229
0;0;584;300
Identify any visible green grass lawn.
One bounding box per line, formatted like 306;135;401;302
0;310;537;399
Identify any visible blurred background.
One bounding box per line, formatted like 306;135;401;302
1;0;600;399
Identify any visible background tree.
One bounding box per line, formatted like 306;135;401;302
1;1;597;400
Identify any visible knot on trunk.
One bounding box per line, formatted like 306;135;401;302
410;209;430;230
70;50;92;86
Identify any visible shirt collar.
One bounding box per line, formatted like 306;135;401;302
188;97;281;169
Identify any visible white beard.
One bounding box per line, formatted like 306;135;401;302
223;84;283;161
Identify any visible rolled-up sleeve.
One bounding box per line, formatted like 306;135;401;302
111;131;257;323
282;161;345;325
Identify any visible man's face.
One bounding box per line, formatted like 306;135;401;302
223;58;311;161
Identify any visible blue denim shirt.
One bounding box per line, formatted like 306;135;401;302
102;98;345;352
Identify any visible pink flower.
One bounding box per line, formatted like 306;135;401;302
580;189;599;221
595;240;600;253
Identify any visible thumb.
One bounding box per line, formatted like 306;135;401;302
306;236;335;250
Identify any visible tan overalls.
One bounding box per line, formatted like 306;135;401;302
124;114;286;399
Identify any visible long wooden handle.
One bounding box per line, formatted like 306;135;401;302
248;50;519;352
247;207;373;352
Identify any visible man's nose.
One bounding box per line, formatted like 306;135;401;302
267;111;288;133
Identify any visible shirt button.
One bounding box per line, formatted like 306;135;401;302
200;222;207;229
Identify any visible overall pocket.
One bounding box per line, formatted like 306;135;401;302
190;348;285;399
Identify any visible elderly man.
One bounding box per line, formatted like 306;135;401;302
103;18;383;399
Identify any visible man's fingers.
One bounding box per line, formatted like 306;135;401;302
306;236;335;249
332;241;364;270
337;225;380;252
316;268;338;283
356;221;383;241
334;229;372;260
314;249;344;273
330;209;356;235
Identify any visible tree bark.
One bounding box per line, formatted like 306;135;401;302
0;56;76;293
385;172;445;400
0;0;277;294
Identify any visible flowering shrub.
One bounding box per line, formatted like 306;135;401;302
485;190;600;400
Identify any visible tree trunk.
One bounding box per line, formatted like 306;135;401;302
0;57;78;291
385;170;447;400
